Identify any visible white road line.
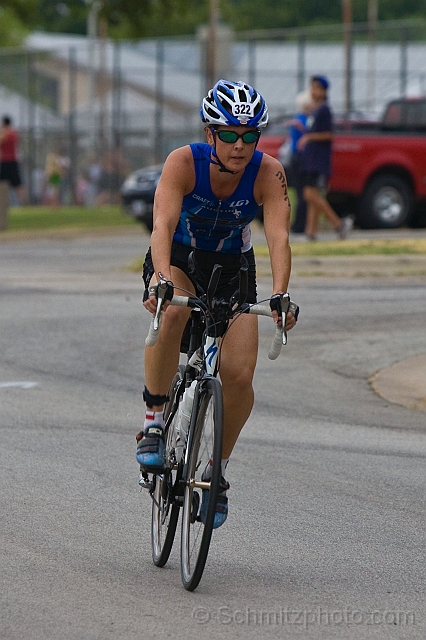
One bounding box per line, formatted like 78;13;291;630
0;382;39;389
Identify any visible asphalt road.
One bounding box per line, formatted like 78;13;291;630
1;231;425;640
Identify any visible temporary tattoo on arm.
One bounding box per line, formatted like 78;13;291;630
275;170;290;203
275;170;286;187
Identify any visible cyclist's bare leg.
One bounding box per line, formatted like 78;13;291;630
218;314;258;459
144;266;194;411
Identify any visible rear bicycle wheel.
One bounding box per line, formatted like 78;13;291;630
180;377;223;591
151;365;185;567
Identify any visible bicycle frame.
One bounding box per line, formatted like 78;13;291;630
142;260;295;589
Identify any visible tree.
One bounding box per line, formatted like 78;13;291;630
0;4;35;46
106;0;208;38
1;0;425;43
223;0;426;31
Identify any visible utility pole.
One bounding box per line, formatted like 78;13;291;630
88;2;109;157
367;0;378;110
206;0;219;90
98;14;108;156
87;0;101;40
342;0;353;113
86;1;102;155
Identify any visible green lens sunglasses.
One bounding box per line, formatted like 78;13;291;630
213;129;260;144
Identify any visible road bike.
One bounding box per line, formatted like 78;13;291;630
139;256;293;591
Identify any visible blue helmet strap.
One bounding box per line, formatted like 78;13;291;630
200;145;238;174
198;141;233;173
211;129;240;173
211;147;238;174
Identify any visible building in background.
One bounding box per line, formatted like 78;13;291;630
0;21;425;202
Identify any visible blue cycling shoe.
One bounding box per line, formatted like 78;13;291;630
136;425;165;472
199;476;230;529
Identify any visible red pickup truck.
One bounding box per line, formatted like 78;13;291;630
258;98;426;229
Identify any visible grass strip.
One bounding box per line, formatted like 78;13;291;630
6;206;137;231
255;238;426;257
127;238;426;273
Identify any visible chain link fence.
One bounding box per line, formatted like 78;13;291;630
0;19;425;205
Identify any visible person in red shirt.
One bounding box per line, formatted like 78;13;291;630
0;116;25;204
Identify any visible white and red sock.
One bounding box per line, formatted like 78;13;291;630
203;457;229;480
144;410;165;432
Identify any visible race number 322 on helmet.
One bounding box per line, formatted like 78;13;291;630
201;79;269;129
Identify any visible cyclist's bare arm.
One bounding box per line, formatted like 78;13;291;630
144;147;195;315
255;155;295;329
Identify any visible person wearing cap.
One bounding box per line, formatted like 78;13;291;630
135;80;298;528
298;75;352;240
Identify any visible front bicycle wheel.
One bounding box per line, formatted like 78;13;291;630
180;377;223;591
151;365;185;567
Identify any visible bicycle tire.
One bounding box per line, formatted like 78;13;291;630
180;377;223;591
151;365;185;567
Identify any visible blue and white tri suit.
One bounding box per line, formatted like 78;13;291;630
173;143;263;254
143;142;263;305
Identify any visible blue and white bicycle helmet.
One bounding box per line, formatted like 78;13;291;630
201;79;269;129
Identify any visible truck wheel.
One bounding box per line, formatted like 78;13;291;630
358;174;413;229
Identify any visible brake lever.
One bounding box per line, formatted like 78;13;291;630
153;280;172;330
270;293;290;345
